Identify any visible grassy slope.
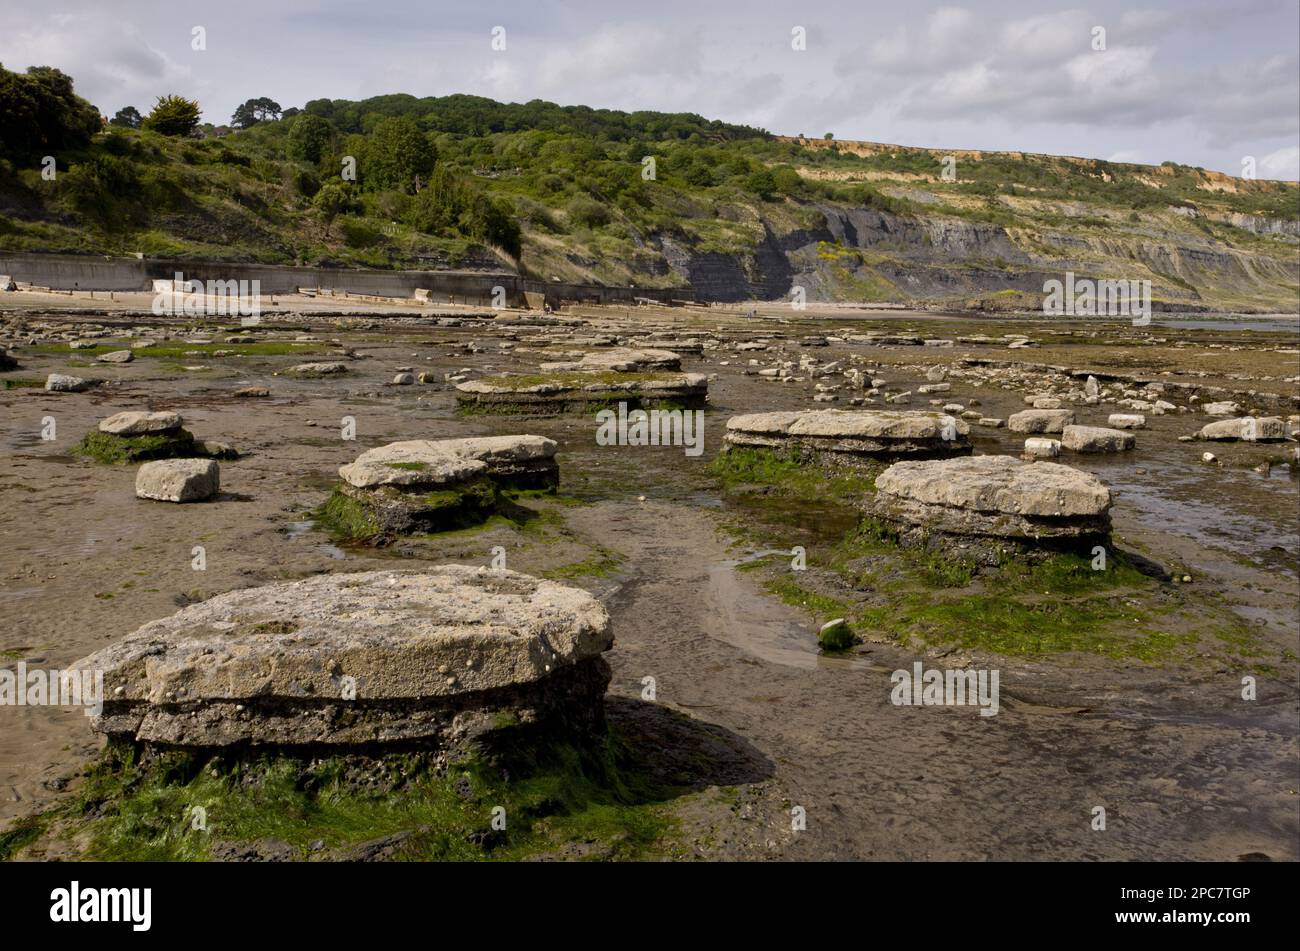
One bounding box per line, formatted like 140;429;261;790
1;95;1296;308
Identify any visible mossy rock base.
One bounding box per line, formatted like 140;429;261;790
15;700;687;861
74;428;198;464
861;515;1118;568
317;477;503;543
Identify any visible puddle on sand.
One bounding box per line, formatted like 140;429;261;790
284;520;346;560
706;555;869;671
1105;467;1299;576
2;430;48;452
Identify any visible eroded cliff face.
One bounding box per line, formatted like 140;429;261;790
652;201;1299;310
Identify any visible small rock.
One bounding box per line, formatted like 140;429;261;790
45;373;89;392
1024;437;1061;458
135;459;220;502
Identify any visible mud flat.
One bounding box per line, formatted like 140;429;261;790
1;298;1297;862
455;370;709;415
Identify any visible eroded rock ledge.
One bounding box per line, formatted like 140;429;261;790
455;371;708;414
328;435;558;537
869;455;1112;543
723;409;972;460
73;567;613;751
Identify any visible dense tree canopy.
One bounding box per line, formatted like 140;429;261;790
363;116;436;193
287;113;335;164
0;63;101;160
232;97;283;128
302;93;769;142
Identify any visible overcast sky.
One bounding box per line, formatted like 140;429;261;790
2;0;1297;179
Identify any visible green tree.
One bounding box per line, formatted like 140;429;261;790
365;116;436;193
403;166;521;258
110;106;141;129
312;181;354;236
287;114;335;164
142;95;201;137
231;97;282;128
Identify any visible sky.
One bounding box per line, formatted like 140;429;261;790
2;0;1298;180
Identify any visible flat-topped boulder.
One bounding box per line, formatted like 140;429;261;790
71;567;613;750
339;435;558;491
870;455;1112;542
325;435;559;539
79;410;197;463
539;348;682;373
724;409;971;460
1008;409;1075;434
1198;416;1289;442
99;411;183;436
455;371;708;415
1061;425;1136;453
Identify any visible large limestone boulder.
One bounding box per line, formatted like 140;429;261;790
330;436;559;538
1061;425;1136;453
81;410;196;463
724;409;971;460
135;458;220;502
1007;409;1075;434
72;567;613;748
99;411;183;436
339;435;558;491
1198;417;1289;442
871;455;1112;541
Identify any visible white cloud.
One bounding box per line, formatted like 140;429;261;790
1257;145;1300;181
0;12;193;117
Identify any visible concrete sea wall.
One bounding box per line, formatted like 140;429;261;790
0;252;693;307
